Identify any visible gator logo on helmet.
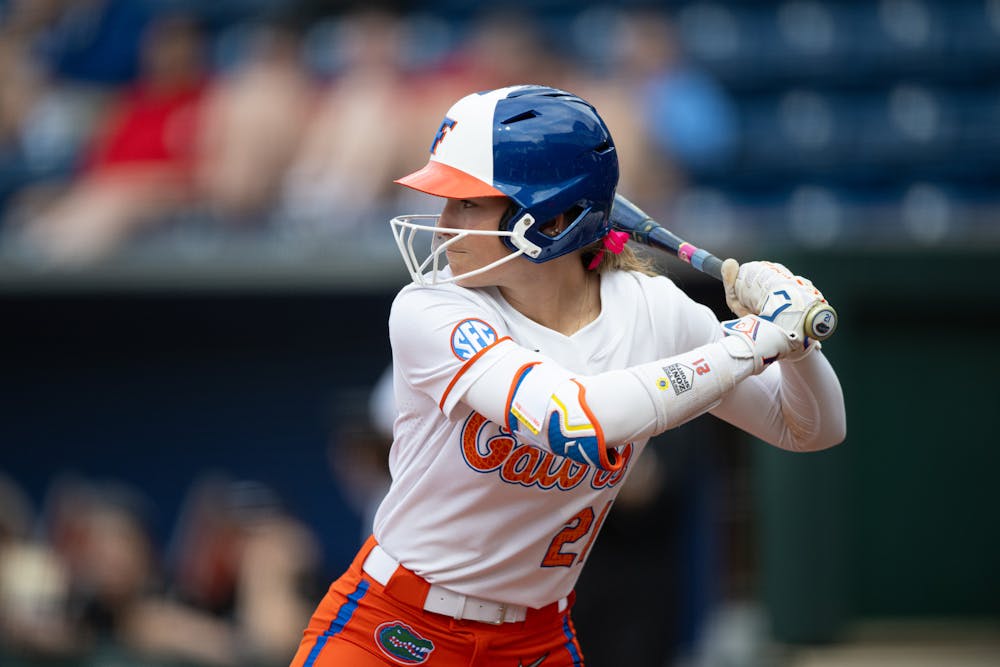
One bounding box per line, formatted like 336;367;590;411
374;621;435;664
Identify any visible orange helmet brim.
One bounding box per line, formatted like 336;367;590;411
395;160;506;199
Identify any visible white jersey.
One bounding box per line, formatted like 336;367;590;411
372;269;720;608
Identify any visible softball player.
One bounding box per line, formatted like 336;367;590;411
289;85;846;667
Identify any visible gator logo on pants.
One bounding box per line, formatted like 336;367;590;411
374;621;435;664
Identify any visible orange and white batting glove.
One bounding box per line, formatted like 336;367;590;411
721;259;827;360
719;314;800;374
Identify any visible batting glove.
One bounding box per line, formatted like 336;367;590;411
721;259;828;359
719;315;799;375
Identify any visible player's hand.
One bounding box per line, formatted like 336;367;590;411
721;258;752;317
721;259;828;358
719;315;800;374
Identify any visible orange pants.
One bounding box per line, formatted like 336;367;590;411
289;537;586;666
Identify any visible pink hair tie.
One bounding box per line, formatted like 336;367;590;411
587;230;630;270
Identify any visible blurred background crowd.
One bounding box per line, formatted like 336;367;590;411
1;0;998;666
0;0;996;271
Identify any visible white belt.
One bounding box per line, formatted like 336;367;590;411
362;544;567;625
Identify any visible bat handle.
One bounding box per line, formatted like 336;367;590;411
645;226;725;280
804;302;838;341
699;255;724;281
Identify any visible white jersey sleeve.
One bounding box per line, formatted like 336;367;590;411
711;349;846;451
389;282;518;418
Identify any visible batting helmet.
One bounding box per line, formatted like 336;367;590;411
394;85;619;267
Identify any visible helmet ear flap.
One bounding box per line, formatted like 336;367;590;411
501;202;607;262
491;90;617;262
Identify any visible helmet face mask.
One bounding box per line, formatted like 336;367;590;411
393;85;619;284
389;212;542;286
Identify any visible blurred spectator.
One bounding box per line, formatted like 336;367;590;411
277;9;418;234
625;11;739;175
0;32;48;212
43;476;158;648
0;3;105;220
195;20;315;225
33;0;155;86
632;12;739;174
15;11;209;264
0;472;34;557
124;474;322;666
428;9;569;93
568;9;737;217
328;377;394;544
3;474;162;660
0;472;78;658
2;471;322;666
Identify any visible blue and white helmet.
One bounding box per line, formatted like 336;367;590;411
391;84;619;284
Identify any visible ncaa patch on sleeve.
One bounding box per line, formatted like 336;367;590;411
450;318;498;360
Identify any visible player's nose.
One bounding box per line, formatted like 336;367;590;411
434;213;460;241
433;225;458;242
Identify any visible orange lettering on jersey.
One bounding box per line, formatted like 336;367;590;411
538;455;589;490
462;412;516;471
501;445;542;485
498;446;590;489
591;443;633;489
460;411;631;492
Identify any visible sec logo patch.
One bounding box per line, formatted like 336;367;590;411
451;318;498;360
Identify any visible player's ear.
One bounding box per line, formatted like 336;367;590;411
540;204;588;237
539;214;566;238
